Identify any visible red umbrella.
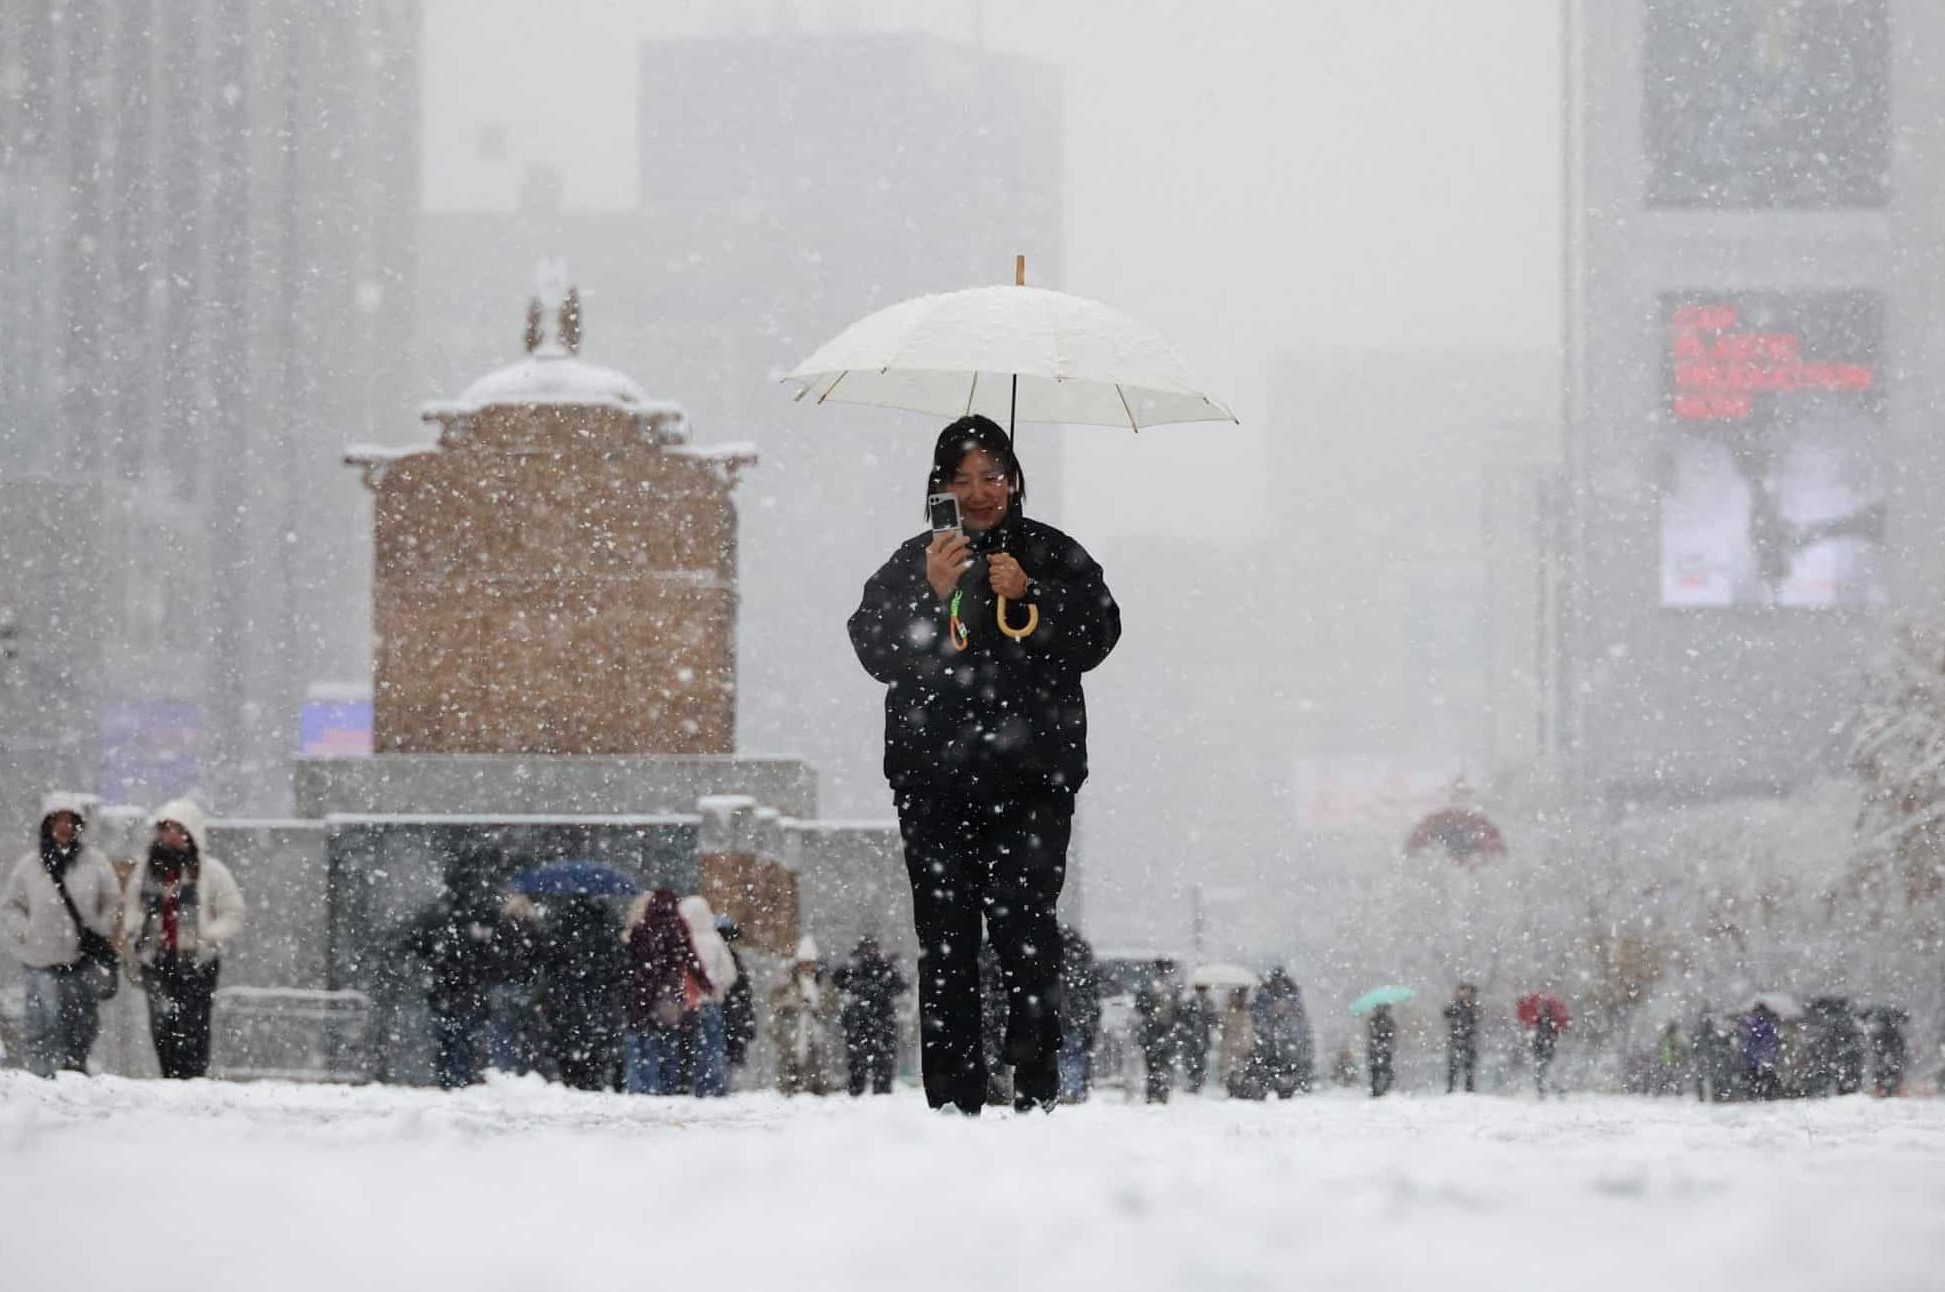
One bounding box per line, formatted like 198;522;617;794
1404;807;1506;866
1516;993;1570;1030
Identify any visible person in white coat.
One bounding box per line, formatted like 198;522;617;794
678;894;739;1096
1;793;121;1075
121;798;245;1078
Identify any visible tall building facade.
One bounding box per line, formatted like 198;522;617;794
1563;1;1945;803
0;1;419;827
417;30;1062;818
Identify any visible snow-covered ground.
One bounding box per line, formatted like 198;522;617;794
3;1073;1942;1291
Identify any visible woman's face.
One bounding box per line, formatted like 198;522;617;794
947;447;1013;532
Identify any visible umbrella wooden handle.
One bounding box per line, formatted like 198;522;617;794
997;595;1038;640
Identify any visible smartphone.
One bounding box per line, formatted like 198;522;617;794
927;492;961;534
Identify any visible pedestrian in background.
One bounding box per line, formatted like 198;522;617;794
122;799;245;1080
1175;984;1218;1095
833;935;908;1096
487;892;541;1074
535;892;625;1091
1134;961;1178;1104
1531;1003;1561;1099
772;936;836;1096
1248;968;1314;1098
1219;987;1256;1098
1057;924;1100;1101
2;793;120;1076
1443;982;1481;1094
1367;1003;1398;1098
1869;1008;1907;1097
400;851;504;1089
1655;1020;1690;1097
621;888;705;1095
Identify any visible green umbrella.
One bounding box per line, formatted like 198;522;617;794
1350;985;1415;1015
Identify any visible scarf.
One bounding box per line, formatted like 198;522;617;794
144;842;200;954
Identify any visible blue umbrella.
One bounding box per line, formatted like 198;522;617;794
1349;985;1415;1015
510;859;641;898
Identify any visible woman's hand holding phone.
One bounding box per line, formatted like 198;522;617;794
926;531;973;601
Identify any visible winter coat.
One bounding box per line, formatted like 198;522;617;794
401;895;504;1016
622;890;704;1033
1059;927;1101;1043
534;895;626;1059
121;798;245;968
1444;997;1481;1051
1251;974;1315;1080
832;946;908;1030
1740;1011;1780;1071
1;794;121;969
1218;992;1254;1078
848;515;1120;798
771;968;837;1091
678;896;739;1006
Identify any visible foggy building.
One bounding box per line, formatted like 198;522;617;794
1562;0;1945;803
415;29;1062;820
0;1;418;835
1266;348;1559;825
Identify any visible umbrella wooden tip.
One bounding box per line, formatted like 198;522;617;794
1015;254;1026;287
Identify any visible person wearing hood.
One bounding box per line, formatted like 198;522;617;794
832;935;909;1096
121;798;246;1079
678;894;739;1097
848;415;1121;1115
2;793;121;1075
621;888;707;1095
771;937;836;1096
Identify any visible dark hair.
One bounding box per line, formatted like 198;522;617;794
926;414;1025;518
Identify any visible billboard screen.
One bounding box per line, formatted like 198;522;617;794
1643;0;1889;210
1659;291;1885;608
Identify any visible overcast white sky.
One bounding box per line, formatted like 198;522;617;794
423;0;1563;540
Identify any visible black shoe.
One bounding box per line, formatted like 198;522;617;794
1013;1093;1058;1114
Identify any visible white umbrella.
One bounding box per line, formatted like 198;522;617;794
1189;963;1260;990
1748;992;1805;1020
782;258;1236;433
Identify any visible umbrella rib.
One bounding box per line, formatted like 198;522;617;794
965;369;979;417
814;370;849;405
1116;384;1141;434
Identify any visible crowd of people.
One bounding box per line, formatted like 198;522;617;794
1640;999;1911;1101
391;858;916;1098
4;792;1924;1106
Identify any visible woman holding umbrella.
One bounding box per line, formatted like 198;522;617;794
848;414;1121;1114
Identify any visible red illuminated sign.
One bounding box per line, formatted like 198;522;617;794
1669;303;1875;422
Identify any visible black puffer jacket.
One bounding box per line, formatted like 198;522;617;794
848;516;1120;797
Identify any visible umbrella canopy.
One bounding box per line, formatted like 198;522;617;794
1516;993;1571;1029
509;859;640;898
1746;992;1805;1020
1350;985;1415;1015
1404;807;1507;864
782;277;1236;433
1189;962;1261;991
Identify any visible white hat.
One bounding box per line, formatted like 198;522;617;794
794;935;819;963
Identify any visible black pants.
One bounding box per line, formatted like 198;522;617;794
143;954;220;1079
1448;1042;1476;1092
844;1014;897;1095
896;789;1071;1112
